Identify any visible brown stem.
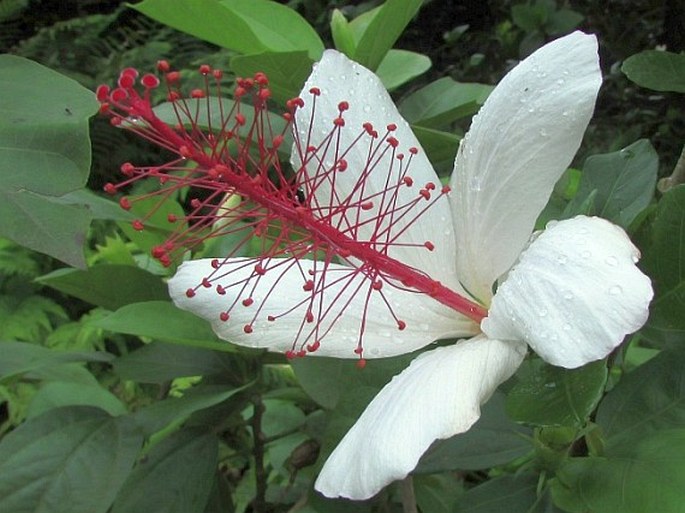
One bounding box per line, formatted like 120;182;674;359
658;143;685;192
251;393;267;513
400;476;418;513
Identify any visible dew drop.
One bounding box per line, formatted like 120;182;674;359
605;256;618;267
581;250;591;259
609;285;623;296
579;226;589;235
556;79;565;85
363;105;371;113
556;254;568;265
563;291;574;300
562;323;572;331
469;175;483;192
538;307;548;317
539;128;548;137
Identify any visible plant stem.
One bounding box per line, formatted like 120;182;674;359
400;476;418;513
251;393;267;513
658;143;685;192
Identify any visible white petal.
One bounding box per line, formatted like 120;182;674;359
169;258;477;359
293;50;463;292
450;32;602;302
482;216;653;368
315;336;527;499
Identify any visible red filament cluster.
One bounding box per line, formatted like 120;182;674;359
97;63;487;361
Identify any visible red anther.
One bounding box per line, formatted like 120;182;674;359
242;298;254;307
419;189;431;200
254;263;266;275
254;72;268;85
141;74;160;88
302;279;314;291
167;213;177;223
306;145;317;153
387;137;399;148
234;86;246;98
156;60;170;72
306;310;314;323
267;315;276;321
180;146;193;159
387;123;397;131
403;176;414;186
199;64;211;75
202;278;212;288
219;312;229;322
118;74;135;89
216;285;226;295
211;259;220;269
151;246;165;258
338;101;349;112
103;183;116;194
363;122;374;134
96;85;110;101
307;340;321;352
426;182;436;190
212;69;223;79
235;113;246;126
159;255;171;267
296;349;307;358
287;97;304;110
132;220;144;231
243;325;253;334
110;88;128;102
337;159;348;171
441;185;452;194
361;201;374;210
353;347;364;355
99;103;110;114
309;87;321;96
207;167;219;180
333;117;345;127
119;197;131;210
191;89;205;99
167;91;180;101
338;248;351;258
397;320;407;330
409;147;418;155
121;67;138;78
243;78;255;89
372;280;383;290
110;117;121;126
285;350;296;359
271;135;284;149
165;71;180;83
121;162;135;176
185;288;196;298
258;88;271;101
356;359;367;369
424;241;435;251
397;153;404;161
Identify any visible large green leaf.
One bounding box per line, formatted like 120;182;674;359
622;50;685;93
416;392;532;472
454;473;543;513
411;125;460;174
134;0;323;59
92;301;231;351
352;0;423;70
641;185;685;340
111;429;217;513
0;56;98;267
552;429;685;513
376;49;431;91
567;139;658;229
27;381;128;418
399;77;493;128
506;360;607;427
596;349;685;447
0;406;142;513
38;265;169;311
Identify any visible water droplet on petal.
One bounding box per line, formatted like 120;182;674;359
605;256;618;267
581;250;591;259
538;308;548;317
556;254;568;265
562;323;572;331
563;290;574;300
609;285;623;296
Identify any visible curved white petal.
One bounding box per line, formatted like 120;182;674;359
169;258;477;359
315;336;527;499
482;216;653;368
293;50;463;292
449;32;602;302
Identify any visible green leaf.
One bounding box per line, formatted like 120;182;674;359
511;4;548;32
552;429;685;513
0;341;113;382
545;8;584;35
0;406;142;513
134;0;323;59
111;429;217;513
51;189;135;221
414;474;461;513
596;349;685;447
330;9;356;57
454;473;540;513
0;56;98;267
38;265;169;311
258;399;305;438
352;0;423;70
568;140;658;228
416;392;532;472
411;125;460;174
506;360;607;427
231;51;313;105
27;381;128;418
622;50;685;93
376;49;431;91
132;384;247;435
641;185;685;339
92;301;232;351
113;342;235;383
399;77;493;128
